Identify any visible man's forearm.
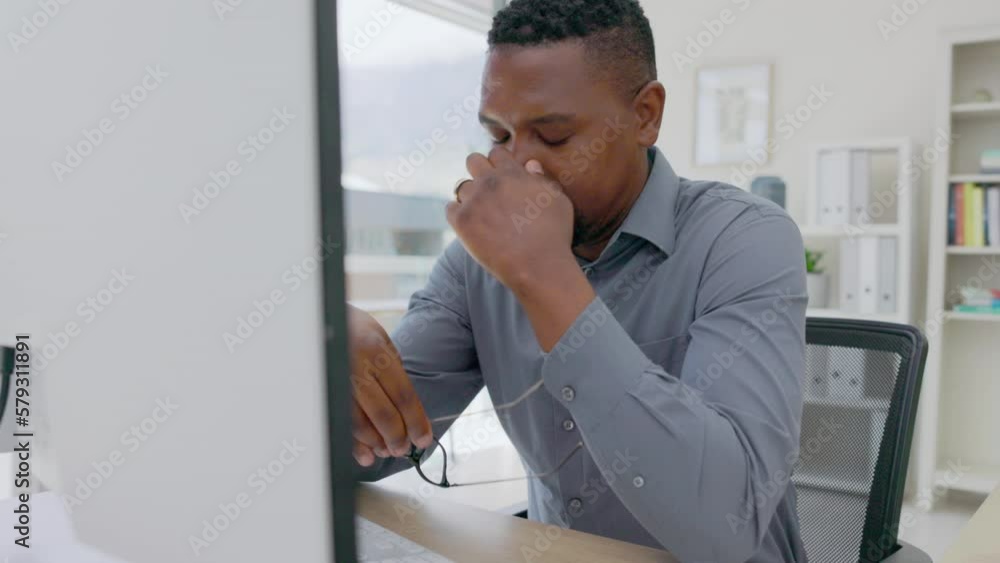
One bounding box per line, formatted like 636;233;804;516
509;255;596;352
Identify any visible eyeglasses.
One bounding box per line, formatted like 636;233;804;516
404;379;583;489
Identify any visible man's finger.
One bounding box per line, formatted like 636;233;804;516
466;152;494;178
353;440;375;467
445;200;461;228
488;146;519;170
353;368;411;456
373;344;435;450
352;401;387;452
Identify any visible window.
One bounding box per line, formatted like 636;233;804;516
340;0;490;308
340;0;521;507
394;0;503;32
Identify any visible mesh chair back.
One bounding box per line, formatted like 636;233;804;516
792;319;927;563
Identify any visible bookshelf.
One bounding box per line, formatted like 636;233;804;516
801;138;916;325
949;174;1000;183
946;246;1000;255
918;26;1000;508
942;311;1000;323
951;101;1000;120
792;140;916;500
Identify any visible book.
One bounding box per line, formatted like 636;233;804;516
955;183;966;246
964;183;981;247
982;149;1000;173
989;186;1000;247
954;305;1000;315
962;298;1000;307
948;183;957;246
973;184;986;247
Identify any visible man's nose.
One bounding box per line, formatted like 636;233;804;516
505;137;537;167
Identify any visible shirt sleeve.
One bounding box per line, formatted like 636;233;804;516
355;241;484;481
540;212;807;563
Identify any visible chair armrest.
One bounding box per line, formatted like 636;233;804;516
882;540;932;563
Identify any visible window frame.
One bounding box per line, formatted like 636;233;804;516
392;0;506;33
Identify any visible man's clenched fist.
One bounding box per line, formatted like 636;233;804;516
447;148;576;293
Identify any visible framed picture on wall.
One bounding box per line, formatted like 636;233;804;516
694;63;772;166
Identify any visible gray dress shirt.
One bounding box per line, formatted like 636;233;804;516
359;148;808;563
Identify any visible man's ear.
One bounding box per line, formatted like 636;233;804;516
633;81;666;147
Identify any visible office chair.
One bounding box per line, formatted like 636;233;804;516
795;318;930;562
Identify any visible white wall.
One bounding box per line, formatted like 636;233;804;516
644;0;1000;327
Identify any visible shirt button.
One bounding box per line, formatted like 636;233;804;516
562;419;575;431
568;498;583;512
633;476;645;488
561;386;576;402
583;267;594;278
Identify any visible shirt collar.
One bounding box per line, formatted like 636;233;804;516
616;147;679;257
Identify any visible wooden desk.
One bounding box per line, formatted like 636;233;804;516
358;484;676;563
940;485;1000;563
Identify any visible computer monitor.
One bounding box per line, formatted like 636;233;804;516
3;0;355;561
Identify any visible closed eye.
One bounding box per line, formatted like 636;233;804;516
542;136;571;147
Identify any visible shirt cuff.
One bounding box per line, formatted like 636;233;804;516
540;297;651;432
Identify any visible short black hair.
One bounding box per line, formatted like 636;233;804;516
488;0;657;98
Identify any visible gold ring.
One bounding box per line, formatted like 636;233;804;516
454;178;472;203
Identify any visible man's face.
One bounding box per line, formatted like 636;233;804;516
479;42;648;247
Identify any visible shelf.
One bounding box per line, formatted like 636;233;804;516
951;102;1000;120
807;308;902;322
949;174;1000;184
798;224;902;238
947;246;1000;255
944;311;1000;323
803;396;891;410
934;464;1000;495
793;471;869;496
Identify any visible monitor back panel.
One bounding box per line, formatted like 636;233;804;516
1;1;335;561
